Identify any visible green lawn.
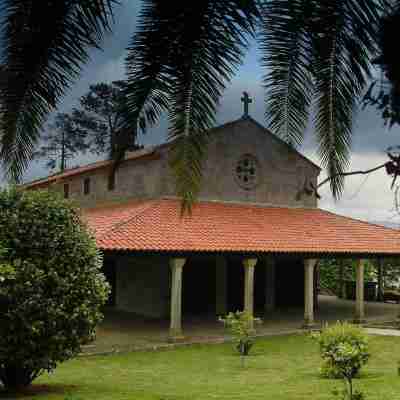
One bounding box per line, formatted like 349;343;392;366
3;334;400;400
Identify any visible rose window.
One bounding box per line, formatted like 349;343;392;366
235;154;259;190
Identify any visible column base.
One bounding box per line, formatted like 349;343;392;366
353;318;366;325
302;319;316;330
168;331;186;343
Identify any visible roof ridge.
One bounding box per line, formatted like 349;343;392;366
319;208;400;233
97;200;159;240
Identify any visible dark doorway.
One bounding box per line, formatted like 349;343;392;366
227;256;244;312
103;257;117;307
182;256;216;315
275;257;305;308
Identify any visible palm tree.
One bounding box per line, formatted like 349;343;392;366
0;0;388;208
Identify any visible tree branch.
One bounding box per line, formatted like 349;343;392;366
317;162;389;189
297;161;390;200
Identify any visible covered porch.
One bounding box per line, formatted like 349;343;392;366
83;295;399;354
84;198;400;343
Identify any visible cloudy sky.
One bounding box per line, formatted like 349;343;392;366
3;0;400;225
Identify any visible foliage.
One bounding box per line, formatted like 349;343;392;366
0;0;116;181
363;3;400;127
34;113;88;172
319;258;400;297
319;259;376;296
260;0;386;199
0;188;109;391
125;0;260;210
219;311;260;357
312;322;370;382
0;0;390;207
72;81;141;158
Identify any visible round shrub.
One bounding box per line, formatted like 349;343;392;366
312;322;370;379
0;188;109;391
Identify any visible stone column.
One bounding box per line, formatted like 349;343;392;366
354;259;365;323
169;258;186;340
215;256;228;316
338;260;346;299
243;258;257;329
304;259;317;328
377;258;384;302
264;256;276;314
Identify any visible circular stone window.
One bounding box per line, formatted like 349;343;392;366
235;154;260;190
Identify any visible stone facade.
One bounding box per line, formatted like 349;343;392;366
38;118;320;209
27;117;322;320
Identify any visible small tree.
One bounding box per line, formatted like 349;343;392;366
313;322;370;400
34;113;88;172
0;188;109;391
220;311;260;366
72;81;140;158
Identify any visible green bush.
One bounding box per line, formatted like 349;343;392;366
0;188;109;391
219;311;260;357
312;322;370;379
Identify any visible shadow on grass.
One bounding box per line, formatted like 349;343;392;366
0;384;76;399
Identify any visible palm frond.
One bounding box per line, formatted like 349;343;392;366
312;0;380;199
262;0;383;198
167;0;259;211
0;0;116;181
125;0;259;210
260;0;314;147
124;0;176;137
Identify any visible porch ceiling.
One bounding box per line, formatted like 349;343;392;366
83;199;400;256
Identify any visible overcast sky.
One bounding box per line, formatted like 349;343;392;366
2;0;400;225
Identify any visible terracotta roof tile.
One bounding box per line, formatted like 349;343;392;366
83;199;400;255
23;147;158;189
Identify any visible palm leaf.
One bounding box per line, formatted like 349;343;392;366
167;0;259;211
125;0;259;211
312;0;381;198
262;0;384;198
124;0;176;136
260;0;314;147
0;0;116;181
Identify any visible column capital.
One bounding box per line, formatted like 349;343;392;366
304;258;317;269
169;258;186;270
243;258;257;268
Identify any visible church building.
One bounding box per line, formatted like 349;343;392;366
24;103;400;339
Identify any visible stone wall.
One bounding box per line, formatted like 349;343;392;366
39;118;320;209
114;254;170;318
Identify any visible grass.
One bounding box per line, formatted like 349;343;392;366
2;334;400;400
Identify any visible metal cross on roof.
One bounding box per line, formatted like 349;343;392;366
241;91;252;118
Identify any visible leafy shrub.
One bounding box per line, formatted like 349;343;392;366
313;322;370;379
219;311;260;357
0;188;109;391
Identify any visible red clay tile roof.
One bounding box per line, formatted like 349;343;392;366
83;199;400;255
23;147;159;189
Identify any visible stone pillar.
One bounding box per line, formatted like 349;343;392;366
304;259;317;328
243;258;257;329
264;256;276;314
338;260;346;299
215;256;228;316
169;258;186;339
354;259;365;324
377;258;384;302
